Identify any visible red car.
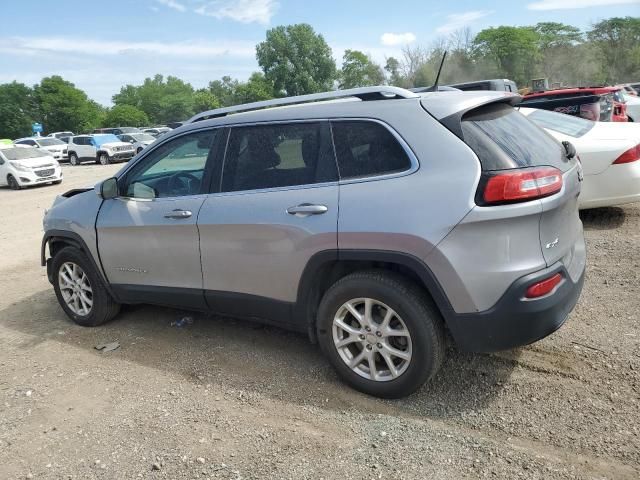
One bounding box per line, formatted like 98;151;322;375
522;86;628;122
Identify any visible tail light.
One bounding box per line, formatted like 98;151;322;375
480;166;563;205
525;273;563;299
613;144;640;164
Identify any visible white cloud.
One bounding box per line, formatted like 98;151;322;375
1;36;256;58
435;10;492;34
156;0;187;12
528;0;639;10
194;0;278;24
380;32;417;47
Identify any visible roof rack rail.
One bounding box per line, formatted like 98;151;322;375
186;86;419;123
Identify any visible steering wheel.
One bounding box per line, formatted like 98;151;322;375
167;172;200;196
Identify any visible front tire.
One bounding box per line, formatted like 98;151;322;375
52;247;120;327
137;147;143;154
98;153;110;165
317;271;445;398
7;175;21;190
69;153;79;166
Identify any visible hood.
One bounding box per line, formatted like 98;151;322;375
101;141;134;149
11;156;57;167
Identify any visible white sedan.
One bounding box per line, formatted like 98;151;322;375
520;107;640;210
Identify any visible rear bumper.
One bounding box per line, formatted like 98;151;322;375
446;262;585;353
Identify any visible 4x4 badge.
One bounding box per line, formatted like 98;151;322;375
545;238;559;249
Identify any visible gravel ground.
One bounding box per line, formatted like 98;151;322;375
0;164;638;479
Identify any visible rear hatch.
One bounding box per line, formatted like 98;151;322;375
424;94;582;268
462;102;581;266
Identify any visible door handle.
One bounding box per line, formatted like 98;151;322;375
164;209;192;219
286;204;328;216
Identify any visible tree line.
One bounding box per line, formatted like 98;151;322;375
1;17;638;139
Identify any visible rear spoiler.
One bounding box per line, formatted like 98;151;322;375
421;91;521;140
518;94;601;110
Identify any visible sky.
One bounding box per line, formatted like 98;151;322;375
0;0;638;105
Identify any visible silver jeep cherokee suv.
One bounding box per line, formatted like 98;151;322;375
42;86;586;398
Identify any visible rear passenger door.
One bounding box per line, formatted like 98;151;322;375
198;122;339;320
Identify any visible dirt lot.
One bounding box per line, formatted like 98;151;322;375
0;164;638;479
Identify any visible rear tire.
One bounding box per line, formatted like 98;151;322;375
69;153;79;166
7;175;21;190
317;271;445;398
52;247;120;327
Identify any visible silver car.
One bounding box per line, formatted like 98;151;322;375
41;86;586;398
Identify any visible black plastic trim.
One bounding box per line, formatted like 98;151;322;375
41;230;117;299
111;284;208;311
447;263;585;352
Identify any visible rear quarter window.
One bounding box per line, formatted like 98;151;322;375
461;103;569;171
331;121;412;179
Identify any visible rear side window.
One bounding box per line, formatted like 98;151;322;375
331;121;412;179
222;122;337;192
461;103;568;171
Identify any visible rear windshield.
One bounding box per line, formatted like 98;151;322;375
526;109;594;138
461;103;568;171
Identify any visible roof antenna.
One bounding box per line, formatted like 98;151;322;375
425;51;447;92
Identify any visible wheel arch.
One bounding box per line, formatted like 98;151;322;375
295;250;455;343
42;230;116;299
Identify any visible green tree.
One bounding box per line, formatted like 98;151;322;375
208;76;240;107
113;74;195;124
339;50;385;89
193;89;220;113
103;104;149;127
533;22;583;84
34;76;102;133
384;57;404;86
473;26;540;85
256;23;336;96
587;17;640;82
0;82;37;139
233;72;274;104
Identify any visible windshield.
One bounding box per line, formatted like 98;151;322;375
120;127;142;133
2;148;51;161
36;138;65;147
526;109;594;138
132;133;155;142
93;134;121;146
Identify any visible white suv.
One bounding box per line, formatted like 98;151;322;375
0;144;62;189
67;134;135;166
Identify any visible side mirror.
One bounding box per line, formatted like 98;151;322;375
99;177;119;199
562;141;577;159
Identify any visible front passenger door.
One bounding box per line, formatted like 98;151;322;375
96;129;221;308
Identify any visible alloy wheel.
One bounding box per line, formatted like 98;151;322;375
58;262;93;316
332;298;412;381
